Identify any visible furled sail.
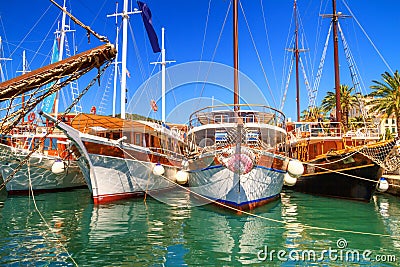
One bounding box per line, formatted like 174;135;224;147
0;43;116;134
0;43;116;101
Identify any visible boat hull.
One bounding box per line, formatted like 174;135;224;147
188;153;286;211
292;153;382;202
77;151;180;204
0;144;85;193
41;114;186;205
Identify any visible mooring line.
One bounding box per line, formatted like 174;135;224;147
27;163;79;266
118;146;400;240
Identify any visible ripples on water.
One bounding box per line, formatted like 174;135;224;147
0;187;399;266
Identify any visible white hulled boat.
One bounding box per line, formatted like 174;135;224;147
0;1;92;193
42;0;188;204
42;113;187;204
185;0;303;211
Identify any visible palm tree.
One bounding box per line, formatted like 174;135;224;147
348;115;373;131
320;84;359;129
369;71;400;135
300;106;325;121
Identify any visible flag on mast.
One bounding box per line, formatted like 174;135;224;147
137;1;161;53
41;38;60;113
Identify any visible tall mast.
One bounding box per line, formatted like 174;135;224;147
332;0;341;123
151;28;175;123
112;2;120;118
294;0;300;122
107;0;141;119
0;36;12;83
233;0;239;111
54;0;68;117
16;51;28;122
112;28;119;117
21;51;28;123
161;28;166;123
120;0;129;119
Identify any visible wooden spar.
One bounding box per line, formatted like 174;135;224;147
332;0;342;123
0;43;116;101
233;0;239;111
294;0;300;122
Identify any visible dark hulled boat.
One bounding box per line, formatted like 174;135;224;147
285;0;398;202
287;120;396;201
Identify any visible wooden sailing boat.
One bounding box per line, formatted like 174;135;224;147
286;0;397;201
43;0;188;204
185;0;303;211
0;0;115;194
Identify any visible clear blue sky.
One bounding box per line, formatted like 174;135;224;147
0;0;398;123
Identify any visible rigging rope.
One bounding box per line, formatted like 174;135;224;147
195;0;231;112
239;1;276;108
310;23;332;109
49;0;109;44
0;60;113;192
341;0;395;77
193;0;212;101
117;144;400;239
27;163;78;266
260;0;279;94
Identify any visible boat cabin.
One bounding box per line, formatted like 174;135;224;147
187;105;287;152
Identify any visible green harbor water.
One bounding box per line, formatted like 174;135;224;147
0;187;399;266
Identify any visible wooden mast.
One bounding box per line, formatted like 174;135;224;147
332;0;342;123
233;0;239;111
294;0;300;122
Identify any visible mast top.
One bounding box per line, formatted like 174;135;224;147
233;0;239;111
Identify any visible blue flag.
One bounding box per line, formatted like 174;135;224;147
137;1;161;53
41;38;60;113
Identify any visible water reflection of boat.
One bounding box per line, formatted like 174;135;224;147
0;189;91;265
79;191;191;266
373;194;400;249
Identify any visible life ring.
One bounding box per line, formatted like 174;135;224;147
219;147;255;174
90;106;97;114
225;153;254;174
150;99;158;112
28;112;35;123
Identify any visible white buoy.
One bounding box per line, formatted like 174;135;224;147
377;177;389;192
284;172;297;186
152;163;165;176
175;170;189;184
51;160;65;174
287;159;304;177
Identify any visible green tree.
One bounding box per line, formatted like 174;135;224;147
369;71;400;136
348;116;373;131
383;127;394;140
300;106;325;121
320;84;359;129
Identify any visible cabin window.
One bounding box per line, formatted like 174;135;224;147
135;133;141;146
246;115;255;123
215;132;227;144
113;132;121;140
246;132;259;143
